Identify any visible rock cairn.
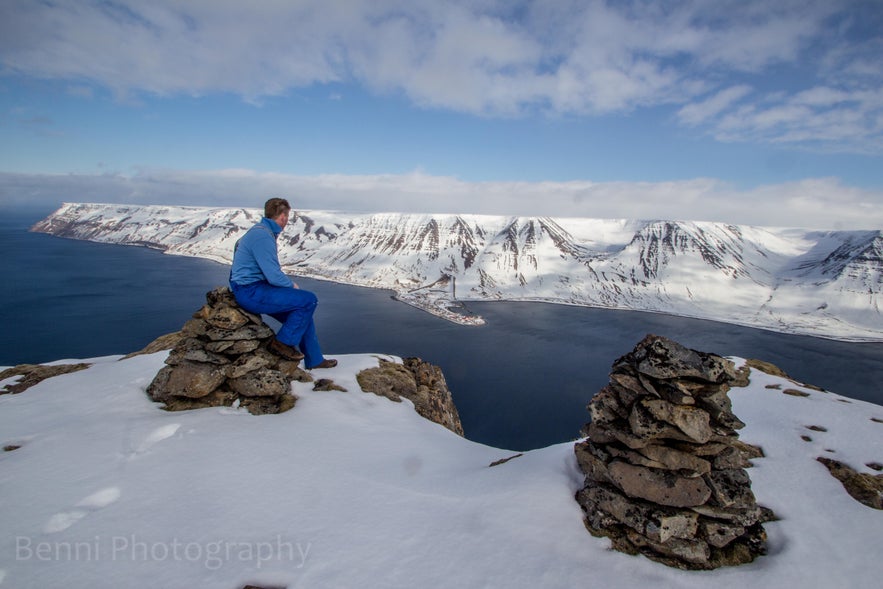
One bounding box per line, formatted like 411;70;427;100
574;334;772;570
147;287;308;415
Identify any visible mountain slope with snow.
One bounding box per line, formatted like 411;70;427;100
1;351;881;588
32;203;883;340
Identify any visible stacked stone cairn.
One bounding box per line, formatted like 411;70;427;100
147;287;308;415
574;334;773;569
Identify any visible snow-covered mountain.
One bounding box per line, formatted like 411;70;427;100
32;202;883;341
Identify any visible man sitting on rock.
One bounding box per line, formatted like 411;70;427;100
229;197;337;369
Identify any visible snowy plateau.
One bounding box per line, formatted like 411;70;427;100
1;352;882;588
32;202;883;341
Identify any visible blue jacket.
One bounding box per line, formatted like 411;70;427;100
229;217;294;288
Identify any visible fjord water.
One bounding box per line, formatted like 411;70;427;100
5;210;883;451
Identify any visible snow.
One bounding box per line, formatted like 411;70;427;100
1;352;882;588
37;203;883;341
31;203;883;339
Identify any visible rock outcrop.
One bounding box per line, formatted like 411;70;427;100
0;363;92;395
144;288;464;432
357;357;464;436
146;287;309;415
574;334;772;570
817;457;883;510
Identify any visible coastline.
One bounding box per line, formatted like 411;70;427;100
29;210;883;342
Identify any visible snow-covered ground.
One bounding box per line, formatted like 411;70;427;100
1;351;881;588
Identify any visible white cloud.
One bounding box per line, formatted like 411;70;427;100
1;1;880;151
709;86;883;153
3;169;882;231
678;85;753;126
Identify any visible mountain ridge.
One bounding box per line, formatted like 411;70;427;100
32;202;883;341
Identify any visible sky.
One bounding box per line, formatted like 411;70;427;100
1;0;882;229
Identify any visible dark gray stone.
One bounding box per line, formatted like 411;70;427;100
575;335;771;570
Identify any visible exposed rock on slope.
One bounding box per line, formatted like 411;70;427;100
0;363;91;395
357;357;464;436
574;335;773;570
816;457;883;510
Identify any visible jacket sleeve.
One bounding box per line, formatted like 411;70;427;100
253;230;294;288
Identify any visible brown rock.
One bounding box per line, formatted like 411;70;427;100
696;389;746;431
204;323;274;342
158;361;226;399
225;355;271;379
180;318;208;338
585;421;618;445
577;485;699;543
690;503;765;527
637;444;712;476
628;334;736;384
745;358;789;378
228;368;291;397
205;339;262;355
588;386;627;426
817;457;883;510
277;360;313;382
606;444;668;470
239;393;296;415
704;469;756;508
609;373;647;406
731;439;765;460
626;529;710;565
628;400;704;444
608;460;712;507
313;378;347;392
711;446;752;470
638;398;713;443
357;358;464;436
161;389;238;411
574;440;612;483
166;345;231;366
0;362;91;395
657;381;698;405
702;520;746;548
200;304;250;330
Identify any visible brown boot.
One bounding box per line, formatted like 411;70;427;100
268;338;304;361
310;359;338;369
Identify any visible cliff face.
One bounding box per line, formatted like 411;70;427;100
32;202;883;340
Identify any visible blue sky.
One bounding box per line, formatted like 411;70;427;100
1;0;882;228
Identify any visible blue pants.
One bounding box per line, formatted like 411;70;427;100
230;281;326;368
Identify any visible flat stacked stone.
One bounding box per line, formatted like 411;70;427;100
147;287;308;415
574;334;772;570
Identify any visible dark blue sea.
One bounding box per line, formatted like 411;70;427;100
5;208;883;451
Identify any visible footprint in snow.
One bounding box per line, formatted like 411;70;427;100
125;423;182;459
44;487;122;534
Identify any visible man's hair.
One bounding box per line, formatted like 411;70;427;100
264;198;291;219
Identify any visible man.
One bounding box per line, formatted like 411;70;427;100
229;198;337;369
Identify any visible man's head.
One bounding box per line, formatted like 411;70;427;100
264;198;291;229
